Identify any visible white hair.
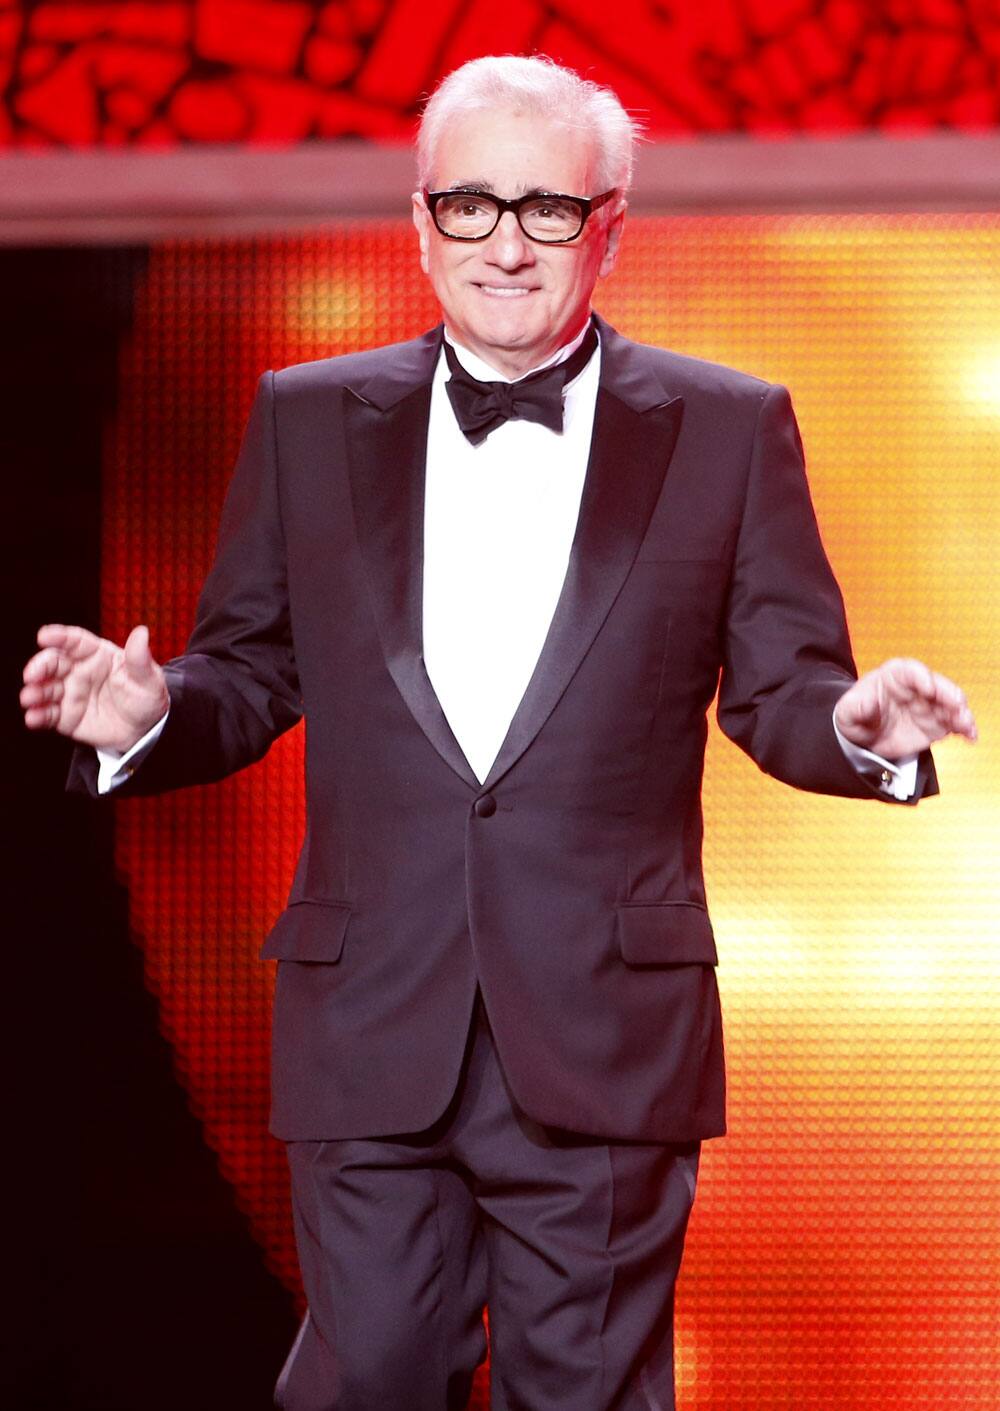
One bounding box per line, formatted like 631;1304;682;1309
417;54;641;195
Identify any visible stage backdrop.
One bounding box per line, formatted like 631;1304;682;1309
103;215;998;1409
3;0;999;146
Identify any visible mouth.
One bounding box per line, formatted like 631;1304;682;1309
475;284;535;298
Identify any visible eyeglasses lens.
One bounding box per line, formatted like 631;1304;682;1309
434;194;585;242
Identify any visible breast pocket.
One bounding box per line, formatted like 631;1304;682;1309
634;525;731;566
632;557;728;585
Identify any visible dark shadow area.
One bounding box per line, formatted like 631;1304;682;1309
3;248;297;1411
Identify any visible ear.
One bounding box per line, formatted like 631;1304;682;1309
412;192;432;276
598;200;627;279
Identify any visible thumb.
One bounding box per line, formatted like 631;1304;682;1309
122;624;159;683
835;677;878;736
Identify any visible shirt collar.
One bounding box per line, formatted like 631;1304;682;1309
442;316;595;385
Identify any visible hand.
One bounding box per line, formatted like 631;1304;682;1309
21;623;170;754
834;657;977;760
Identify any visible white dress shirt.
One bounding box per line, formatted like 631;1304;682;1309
98;323;916;798
422;321;598;783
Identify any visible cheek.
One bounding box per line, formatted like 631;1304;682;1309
560;249;599;296
426;249;458;298
437;249;472;288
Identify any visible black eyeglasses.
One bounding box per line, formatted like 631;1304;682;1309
423;187;618;244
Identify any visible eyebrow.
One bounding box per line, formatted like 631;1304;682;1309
444;181;555;198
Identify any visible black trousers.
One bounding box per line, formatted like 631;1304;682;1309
277;999;699;1411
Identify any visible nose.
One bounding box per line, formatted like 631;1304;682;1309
485;210;534;270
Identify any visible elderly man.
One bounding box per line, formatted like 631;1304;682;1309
22;54;975;1411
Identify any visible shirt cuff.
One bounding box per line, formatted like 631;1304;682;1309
833;713;919;801
96;710;169;795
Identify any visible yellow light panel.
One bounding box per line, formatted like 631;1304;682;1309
104;215;999;1408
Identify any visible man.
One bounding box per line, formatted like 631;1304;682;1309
21;55;975;1411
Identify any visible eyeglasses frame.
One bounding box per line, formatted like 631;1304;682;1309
422;187;619;244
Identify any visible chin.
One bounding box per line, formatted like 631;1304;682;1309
474;311;546;354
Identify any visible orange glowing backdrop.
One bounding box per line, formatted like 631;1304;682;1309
104;216;999;1408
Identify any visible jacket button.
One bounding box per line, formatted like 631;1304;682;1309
474;794;497;818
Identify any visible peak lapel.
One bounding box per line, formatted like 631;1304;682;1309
484;325;684;789
343;332;480;791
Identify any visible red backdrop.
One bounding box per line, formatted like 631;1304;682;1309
3;0;999;146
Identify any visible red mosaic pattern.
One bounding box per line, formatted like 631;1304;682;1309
2;0;999;147
103;217;999;1408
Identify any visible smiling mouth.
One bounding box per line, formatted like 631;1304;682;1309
476;284;534;297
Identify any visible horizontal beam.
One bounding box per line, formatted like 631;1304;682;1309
636;131;1000;213
2;132;999;243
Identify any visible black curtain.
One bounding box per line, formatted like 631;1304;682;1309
3;247;296;1411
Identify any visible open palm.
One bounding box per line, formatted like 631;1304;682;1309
834;657;977;760
21;623;169;754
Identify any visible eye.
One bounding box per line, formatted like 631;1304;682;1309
535;200;574;219
439;194;492;217
519;197;584;239
432;192;499;238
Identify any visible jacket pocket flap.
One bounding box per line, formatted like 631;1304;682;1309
261;901;352;962
616;902;718;966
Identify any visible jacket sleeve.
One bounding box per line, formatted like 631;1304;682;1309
716;382;936;803
68;371;302;798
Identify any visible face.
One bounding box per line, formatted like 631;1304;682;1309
413;108;625;377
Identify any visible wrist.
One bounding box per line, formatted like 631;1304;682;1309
112;702;169;754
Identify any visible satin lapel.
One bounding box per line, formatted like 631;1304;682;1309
483;356;684;790
343;377;479;791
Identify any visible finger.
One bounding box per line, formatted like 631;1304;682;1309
36;623;102;660
892;666;978;742
909;669;973;728
901;662;959;700
19;679;64;709
23;702;61;731
883;657;936;700
23;647;59;684
836;676;880;727
938;695;978;741
122;624;161;684
930;672;968;710
882;663;974;732
23;645;78;685
890;660;973;712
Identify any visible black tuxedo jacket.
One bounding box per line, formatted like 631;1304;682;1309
72;315;935;1143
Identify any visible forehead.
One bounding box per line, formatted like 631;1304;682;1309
431;108;596;195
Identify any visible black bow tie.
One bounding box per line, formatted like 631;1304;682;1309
444;323;598;446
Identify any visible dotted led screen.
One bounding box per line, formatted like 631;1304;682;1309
103;217;999;1409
